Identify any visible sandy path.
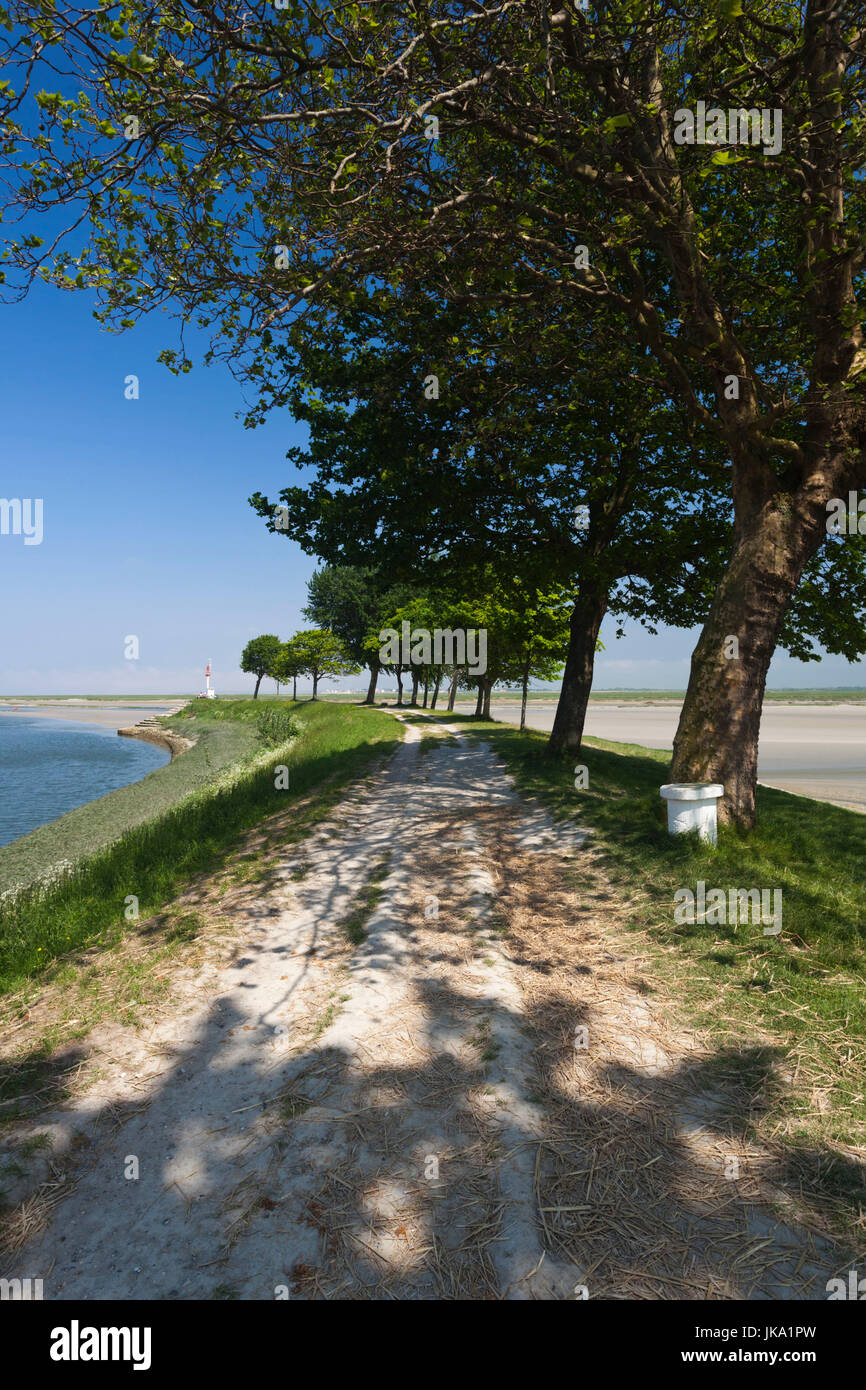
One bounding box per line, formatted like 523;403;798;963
0;716;850;1299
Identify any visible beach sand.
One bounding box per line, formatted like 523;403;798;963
453;699;866;813
0;699;186;731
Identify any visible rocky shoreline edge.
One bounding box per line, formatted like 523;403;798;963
117;718;193;760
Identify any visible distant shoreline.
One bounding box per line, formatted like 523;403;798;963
1;688;865;711
0;699;187;730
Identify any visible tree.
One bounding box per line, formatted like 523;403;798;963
289;629;359;701
251;266;866;760
466;578;570;721
372;572;573;724
249;270;735;754
232;6;866;818
240;634;282;701
496;589;573;734
4;3;866;823
302;566;399;705
271;637;305;702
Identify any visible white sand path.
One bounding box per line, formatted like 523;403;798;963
1;714;848;1299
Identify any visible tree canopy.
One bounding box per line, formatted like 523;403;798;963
3;1;866;823
240;633;282;699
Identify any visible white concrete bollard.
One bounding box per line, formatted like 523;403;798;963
659;782;725;846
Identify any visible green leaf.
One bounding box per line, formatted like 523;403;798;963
699;149;745;176
127;51;155;73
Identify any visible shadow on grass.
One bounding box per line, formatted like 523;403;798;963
457;719;866;960
450;718;866;1156
0;1044;88;1116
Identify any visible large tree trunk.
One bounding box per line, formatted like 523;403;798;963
292;675;297;701
447;671;458;711
396;666;404;706
410;673;419;707
431;671;442;709
422;677;429;708
548;587;609;754
473;683;484;718
636;20;860;827
253;673;263;699
481;677;493;719
520;655;530;732
311;671;319;700
672;494;828;826
363;662;379;705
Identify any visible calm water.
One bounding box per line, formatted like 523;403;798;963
0;714;171;847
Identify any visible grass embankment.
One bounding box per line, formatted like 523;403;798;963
444;712;866;1200
0;699;401;999
0;720;256;897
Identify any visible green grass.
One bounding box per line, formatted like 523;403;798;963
0;700;402;997
0;720;256;896
336;856;392;946
280;1092;312;1120
254;706;301;747
449;712;866;1163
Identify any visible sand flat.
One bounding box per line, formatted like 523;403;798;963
0;699;184;730
454;699;866;813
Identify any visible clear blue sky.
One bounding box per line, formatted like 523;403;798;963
1;282;863;694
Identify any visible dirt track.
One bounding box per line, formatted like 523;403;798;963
0;715;850;1299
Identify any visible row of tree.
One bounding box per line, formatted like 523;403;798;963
363;575;572;729
243;565;578;729
4;2;866;826
307;563;575;717
240;629;358;702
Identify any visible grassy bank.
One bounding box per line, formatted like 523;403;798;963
0;700;401;997
0;720;256;897
442;713;866;1213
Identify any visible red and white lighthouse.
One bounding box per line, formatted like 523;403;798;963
205;662;216;699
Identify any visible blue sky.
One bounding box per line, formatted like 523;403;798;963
1;282;863;694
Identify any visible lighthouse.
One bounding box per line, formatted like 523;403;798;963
205;662;216;699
